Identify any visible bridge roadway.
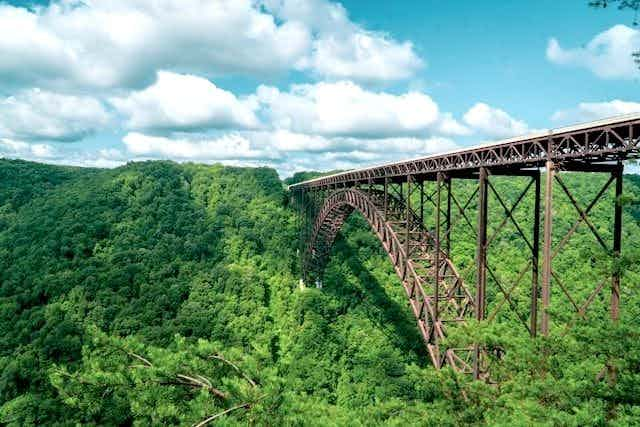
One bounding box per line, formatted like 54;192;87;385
290;113;640;379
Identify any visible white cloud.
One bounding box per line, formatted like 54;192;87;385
435;113;472;136
120;128;457;176
552;100;640;124
0;89;109;142
546;25;640;79
304;32;422;84
272;136;456;177
0;138;56;159
463;102;529;139
0;0;421;91
250;129;457;154
255;81;464;138
123;132;277;161
0;0;310;90
264;0;422;83
111;71;259;132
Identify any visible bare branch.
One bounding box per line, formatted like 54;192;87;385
208;354;258;387
193;402;252;427
128;351;153;367
176;374;227;400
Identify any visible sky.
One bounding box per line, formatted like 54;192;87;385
0;0;639;177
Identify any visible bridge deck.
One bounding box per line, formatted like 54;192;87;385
290;113;640;190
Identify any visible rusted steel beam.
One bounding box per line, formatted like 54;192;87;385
435;172;443;319
289;115;640;191
541;161;554;336
384;177;389;219
612;162;623;322
549;176;614;262
560;161;625;173
555;175;610;252
531;170;541;337
450;187;479;237
445;177;452;258
474;167;488;379
485;177;534;250
419;180;425;233
404;175;413;279
292;115;639;381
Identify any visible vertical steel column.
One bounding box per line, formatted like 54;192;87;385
434;173;443;318
445;177;452;259
384;177;389;219
420;180;425;227
541;160;554;336
611;161;623;322
474;167;488;380
404;175;413;279
419;180;425;242
531;170;541;337
303;190;311;282
297;190;303;279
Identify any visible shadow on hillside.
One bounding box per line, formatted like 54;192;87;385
323;234;429;365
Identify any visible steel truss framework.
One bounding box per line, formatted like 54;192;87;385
290;114;640;378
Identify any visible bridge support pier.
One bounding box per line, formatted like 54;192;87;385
612;161;623;322
445;177;452;259
404;175;415;280
531;170;541;337
474;167;488;379
541;161;554;336
434;173;443;319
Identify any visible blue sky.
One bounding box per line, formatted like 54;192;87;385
341;0;636;122
0;0;638;176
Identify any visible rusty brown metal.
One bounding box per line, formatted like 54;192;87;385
474;167;488;379
302;187;475;372
290;115;640;191
445;178;452;258
435;172;442;319
541;161;554;336
612;162;623;322
290;114;638;379
531;170;541;337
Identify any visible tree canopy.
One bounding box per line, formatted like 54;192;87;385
0;159;639;425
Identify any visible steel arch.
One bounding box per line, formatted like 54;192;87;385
304;188;477;374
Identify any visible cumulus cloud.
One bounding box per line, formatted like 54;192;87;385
264;0;423;83
0;89;109;142
0;0;309;90
250;129;457;155
463;102;529;139
111;71;259;132
123;132;278;161
551;100;640;124
0;0;421;91
272;135;456;177
0;138;55;160
255;81;465;138
303;32;422;83
546;25;640;79
120;128;457;176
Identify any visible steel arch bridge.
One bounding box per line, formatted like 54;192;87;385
289;113;640;379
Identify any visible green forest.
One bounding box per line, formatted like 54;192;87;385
0;158;639;426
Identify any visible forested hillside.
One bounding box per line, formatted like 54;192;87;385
0;159;639;426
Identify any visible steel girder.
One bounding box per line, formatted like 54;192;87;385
289;115;640;191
